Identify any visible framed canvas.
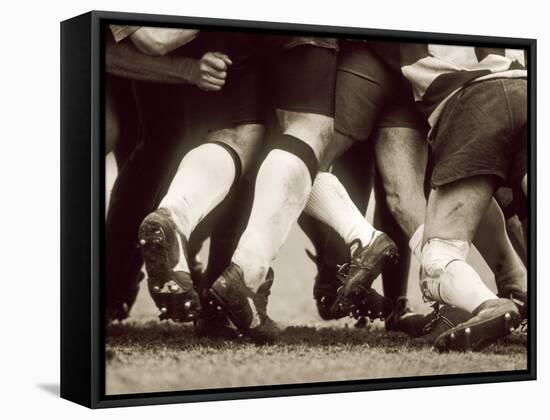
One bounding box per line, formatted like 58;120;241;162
60;10;536;408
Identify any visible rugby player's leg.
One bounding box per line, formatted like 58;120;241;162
373;123;522;281
372;125;431;332
422;176;499;312
232;112;327;286
493;127;529;321
193;175;256;338
373;127;469;338
472;198;527;314
203;176;256;288
208;44;338;342
375;127;428;239
300;41;390;261
373;172;412;313
105;74;141;223
106;74;140;169
521;174;528;243
151;56;264;254
375;126;527;327
423;79;526;351
515;131;529;245
408;203;527;315
494;187;527;265
105;80;120;156
156;123;264;273
420;176;522;351
305;167;400;320
302;43;401;318
139;138;242;321
367;73;428;319
305;140;375;320
106;82;194;321
139;59;265;322
211;113;327;341
230;45;337;291
414;197;528;339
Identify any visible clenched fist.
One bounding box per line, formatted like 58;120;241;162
191;52;232;91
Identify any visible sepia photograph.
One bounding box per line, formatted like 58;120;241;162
102;20;530;396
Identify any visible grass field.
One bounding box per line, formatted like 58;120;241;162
105;222;527;395
105;155;527;395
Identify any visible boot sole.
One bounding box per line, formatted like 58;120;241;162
434;306;520;352
139;217;198;322
208;287;259;342
333;245;398;318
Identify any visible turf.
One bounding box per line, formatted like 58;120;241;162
105;225;527;395
106;320;526;395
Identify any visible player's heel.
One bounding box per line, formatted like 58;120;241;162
139;210;200;322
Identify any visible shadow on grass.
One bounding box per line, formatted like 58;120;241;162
106;320;527;356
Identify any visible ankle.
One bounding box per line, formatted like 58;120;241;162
162;206;193;239
349;230;381;256
232;249;270;290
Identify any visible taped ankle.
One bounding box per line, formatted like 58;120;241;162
420;238;470;303
421;238;470;277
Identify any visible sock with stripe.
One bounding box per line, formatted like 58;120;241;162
233;147;313;290
160;143;238;272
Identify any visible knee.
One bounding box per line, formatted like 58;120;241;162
206;124;265;174
207;124;264;148
289;116;333;146
318;131;354;170
277;110;333;160
308;117;333;144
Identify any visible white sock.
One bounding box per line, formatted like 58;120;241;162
304;172;378;255
160;143;236;271
409;224;424;262
422;238;497;313
413;223;526;295
232;149;311;289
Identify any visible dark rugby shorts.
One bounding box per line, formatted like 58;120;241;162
335;40;428;142
429;78;527;190
263;42;337;117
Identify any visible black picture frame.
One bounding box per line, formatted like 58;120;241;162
60;10;537;409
